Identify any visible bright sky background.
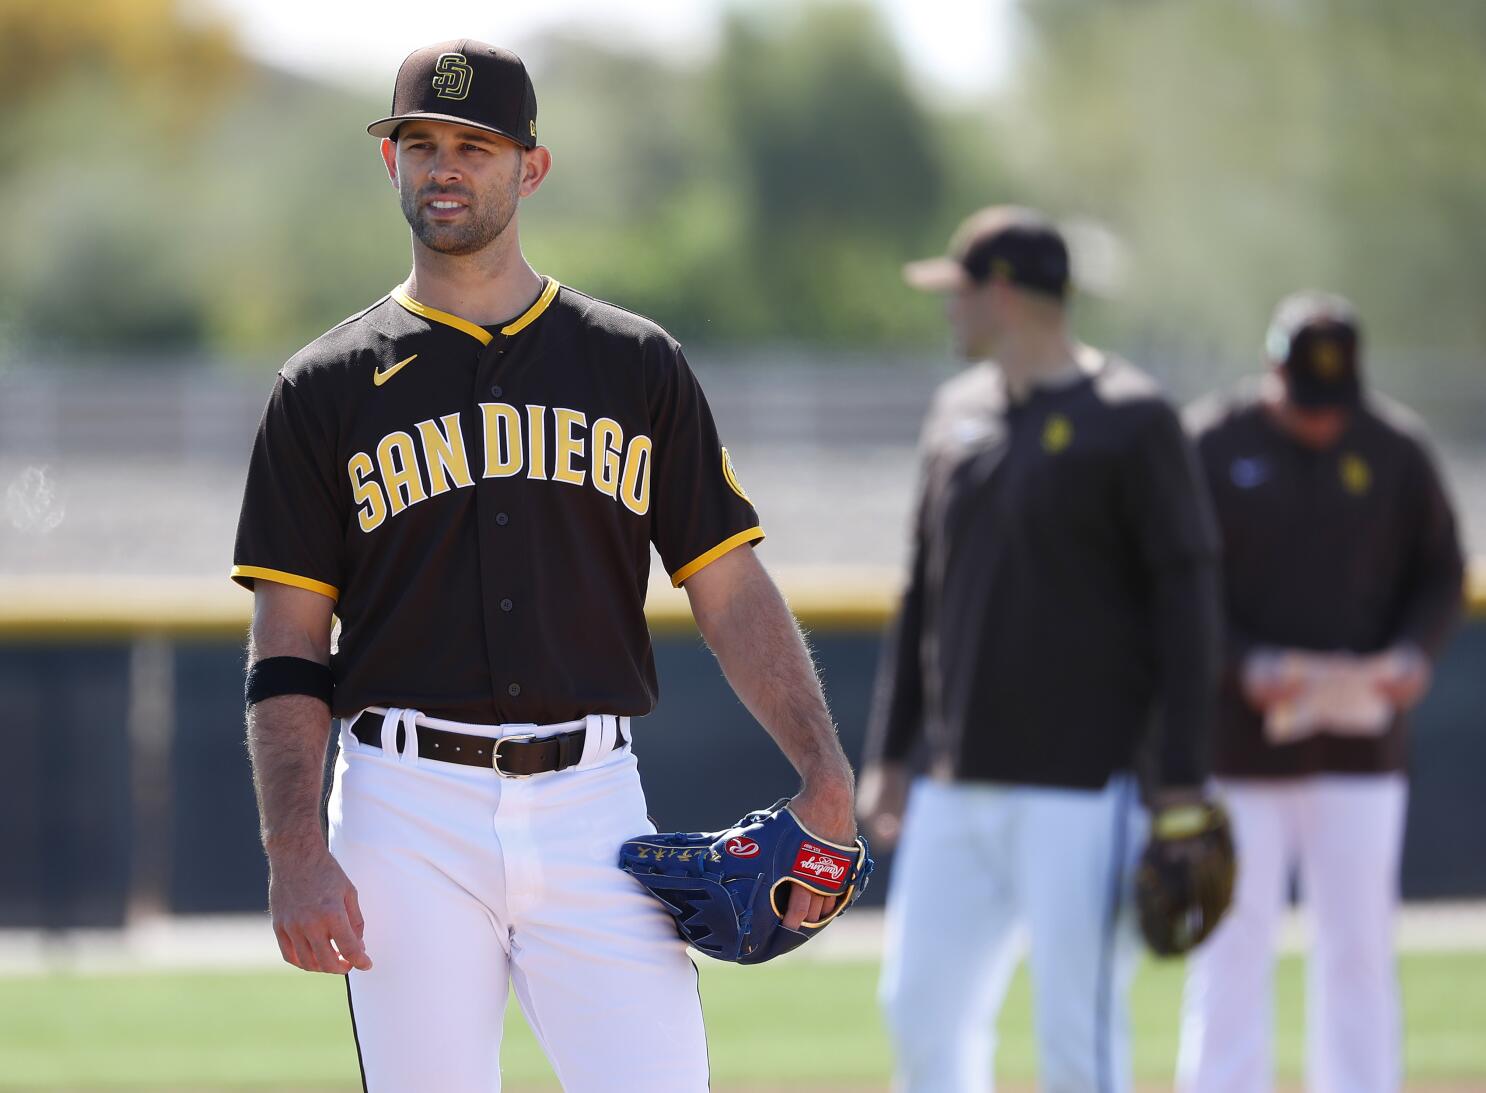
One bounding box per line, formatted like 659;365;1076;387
203;0;1019;99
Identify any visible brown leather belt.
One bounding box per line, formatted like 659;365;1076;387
346;711;625;777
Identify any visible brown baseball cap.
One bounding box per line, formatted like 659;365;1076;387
905;206;1071;299
367;40;538;148
1266;291;1363;408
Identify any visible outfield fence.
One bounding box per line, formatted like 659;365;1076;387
2;566;1483;929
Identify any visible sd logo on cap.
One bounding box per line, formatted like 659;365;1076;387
368;39;538;149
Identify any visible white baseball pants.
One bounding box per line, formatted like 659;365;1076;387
879;775;1146;1093
326;708;710;1093
1177;774;1408;1093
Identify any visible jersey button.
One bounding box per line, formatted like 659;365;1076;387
500;598;513;612
490;384;503;397
495;512;509;526
507;683;522;697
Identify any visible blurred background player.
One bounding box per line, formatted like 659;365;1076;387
1177;292;1465;1092
857;206;1223;1093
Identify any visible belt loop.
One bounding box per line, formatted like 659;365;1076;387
616;715;631;750
400;709;422;768
339;711;361;752
577;713;606;770
380;708;402;755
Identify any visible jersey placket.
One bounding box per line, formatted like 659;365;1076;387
470;330;525;721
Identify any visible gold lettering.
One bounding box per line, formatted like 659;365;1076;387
347;451;387;532
480;403;523;478
552;407;587;486
416;413;474;496
591;417;624;499
621;434;652;515
526;404;548;480
376;431;427;515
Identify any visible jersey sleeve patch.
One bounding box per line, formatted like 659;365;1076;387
721;446;751;503
669;526;766;587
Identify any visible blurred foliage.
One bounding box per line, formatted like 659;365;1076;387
0;0;1482;376
1004;0;1486;384
522;6;971;347
0;0;239;112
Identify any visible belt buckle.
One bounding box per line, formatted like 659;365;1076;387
492;731;537;778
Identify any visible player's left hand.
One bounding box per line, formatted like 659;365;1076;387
1372;644;1431;710
784;774;856;930
1136;796;1236;957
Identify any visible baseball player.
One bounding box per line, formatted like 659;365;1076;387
230;41;856;1092
857;207;1224;1093
1177;292;1464;1093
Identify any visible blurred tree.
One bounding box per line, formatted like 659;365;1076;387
0;0;240;132
709;3;952;343
525;4;975;348
1005;0;1486;395
15;0;1479;384
0;1;987;358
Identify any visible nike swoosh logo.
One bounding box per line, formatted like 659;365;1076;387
373;354;417;386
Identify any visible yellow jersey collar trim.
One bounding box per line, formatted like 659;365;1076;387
504;276;561;335
390;277;561;345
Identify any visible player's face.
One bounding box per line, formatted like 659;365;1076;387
946;280;1002;360
385;123;529;256
1270;370;1352;448
1281;404;1351;449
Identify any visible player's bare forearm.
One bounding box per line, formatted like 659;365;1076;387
246;583;336;856
247;694;333;856
683;546;856;842
244;583;369;974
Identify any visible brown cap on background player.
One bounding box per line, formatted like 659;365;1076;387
1265;290;1362;408
903;206;1071;299
367;40;538;148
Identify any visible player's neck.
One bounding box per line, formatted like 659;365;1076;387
403;228;545;328
994;327;1085;402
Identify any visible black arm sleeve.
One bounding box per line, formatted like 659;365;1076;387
1187;414;1259;679
1124;403;1222;788
1392;438;1465;658
1150;562;1222;787
1222;620;1262;671
863;514;928;765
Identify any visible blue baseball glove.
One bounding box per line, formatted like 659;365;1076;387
618;799;874;965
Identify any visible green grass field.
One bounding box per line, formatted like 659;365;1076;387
1;953;1482;1090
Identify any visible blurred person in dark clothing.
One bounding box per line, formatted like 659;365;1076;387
1177;291;1465;1093
858;206;1223;1093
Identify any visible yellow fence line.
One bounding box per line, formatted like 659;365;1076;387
0;568;903;641
0;560;1481;640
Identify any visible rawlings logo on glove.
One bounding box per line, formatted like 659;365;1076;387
618;799;873;965
792;845;851;886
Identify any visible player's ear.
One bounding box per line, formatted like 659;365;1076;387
380;137;400;188
518;146;553;198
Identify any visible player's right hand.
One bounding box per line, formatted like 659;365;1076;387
1239;649;1308;712
856;760;910;850
267;849;373;975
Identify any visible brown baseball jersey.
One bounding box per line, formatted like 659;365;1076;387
864;355;1222;790
1187;385;1464;776
232;278;763;724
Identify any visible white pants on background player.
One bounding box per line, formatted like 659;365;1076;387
327;708;709;1093
880;774;1147;1093
1177;774;1407;1093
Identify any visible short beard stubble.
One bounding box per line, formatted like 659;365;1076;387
400;156;523;257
